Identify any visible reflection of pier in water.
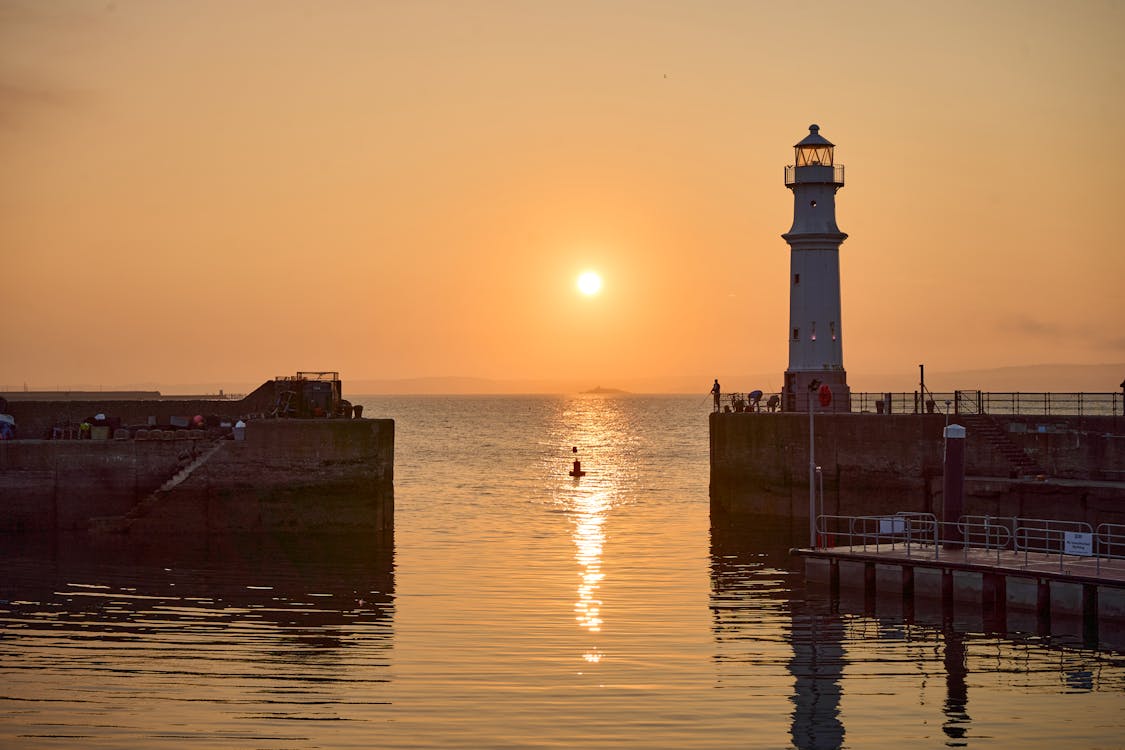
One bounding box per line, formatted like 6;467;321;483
710;514;844;750
1;530;396;739
1;531;395;657
709;512;1125;750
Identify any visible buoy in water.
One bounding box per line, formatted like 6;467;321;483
568;447;586;477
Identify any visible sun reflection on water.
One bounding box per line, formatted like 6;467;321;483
574;490;609;634
552;395;636;667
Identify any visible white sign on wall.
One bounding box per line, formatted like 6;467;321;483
1064;531;1093;557
879;516;906;535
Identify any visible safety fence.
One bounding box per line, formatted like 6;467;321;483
815;513;1125;574
719;391;1123;417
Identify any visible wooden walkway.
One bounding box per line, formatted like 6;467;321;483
796;543;1125;586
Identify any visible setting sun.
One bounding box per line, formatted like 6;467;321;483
577;271;603;296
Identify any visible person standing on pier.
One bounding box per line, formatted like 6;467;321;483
711;379;721;412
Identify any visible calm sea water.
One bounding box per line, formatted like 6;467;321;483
3;395;1125;749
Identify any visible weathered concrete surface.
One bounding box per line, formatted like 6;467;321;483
952;571;983;603
1005;576;1039;612
127;419;394;534
1101;587;1125;620
711;412;1125;524
710;412;946;519
837;559;867;590
805;556;831;584
0;419;393;534
0;439;190;530
875;562;905;595
914;567;943;598
1049;580;1085;616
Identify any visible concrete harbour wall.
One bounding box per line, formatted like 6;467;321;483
0;419;394;534
710;412;1125;525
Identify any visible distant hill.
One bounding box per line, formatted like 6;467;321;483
344;365;1125;395
852;363;1125;393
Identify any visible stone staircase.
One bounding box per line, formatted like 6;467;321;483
90;439;226;533
959;414;1045;478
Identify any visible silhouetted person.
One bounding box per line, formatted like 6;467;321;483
711;379;721;412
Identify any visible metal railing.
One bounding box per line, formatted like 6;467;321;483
815;513;1125;573
719;391;1123;417
1096;524;1125;573
784;164;845;186
815;512;1011;562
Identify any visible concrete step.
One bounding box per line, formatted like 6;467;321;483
89;439;225;533
157;442;224;493
961;414;1046;477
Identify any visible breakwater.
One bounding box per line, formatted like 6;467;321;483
710;412;1125;525
2;376;301;439
0;419;393;534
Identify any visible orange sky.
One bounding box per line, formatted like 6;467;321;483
2;1;1123;393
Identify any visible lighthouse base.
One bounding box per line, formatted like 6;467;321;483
783;370;850;412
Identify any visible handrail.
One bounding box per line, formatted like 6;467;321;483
717;391;1122;416
1095;523;1125;574
1013;519;1093;571
816;513;940;558
814;513;1114;571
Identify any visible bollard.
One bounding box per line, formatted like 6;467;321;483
942;424;966;549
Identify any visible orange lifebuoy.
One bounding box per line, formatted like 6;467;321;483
818;383;832;407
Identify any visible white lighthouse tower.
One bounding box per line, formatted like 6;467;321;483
782;124;850;412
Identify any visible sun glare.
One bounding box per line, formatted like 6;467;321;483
577;272;602;296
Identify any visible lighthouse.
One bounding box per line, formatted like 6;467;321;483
782;124;850;412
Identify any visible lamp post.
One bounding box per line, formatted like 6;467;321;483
808;378;821;548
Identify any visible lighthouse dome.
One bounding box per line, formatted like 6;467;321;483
794;124;834;148
794;124;834;166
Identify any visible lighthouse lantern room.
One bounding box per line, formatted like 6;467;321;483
782;124;851;412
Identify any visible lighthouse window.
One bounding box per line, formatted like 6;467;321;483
794;273;800;285
796;145;833;167
809;200;817;208
792;328;799;340
830;321;837;341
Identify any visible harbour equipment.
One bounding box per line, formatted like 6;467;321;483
268;372;342;418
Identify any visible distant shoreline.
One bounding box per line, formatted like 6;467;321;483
5;362;1123;397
